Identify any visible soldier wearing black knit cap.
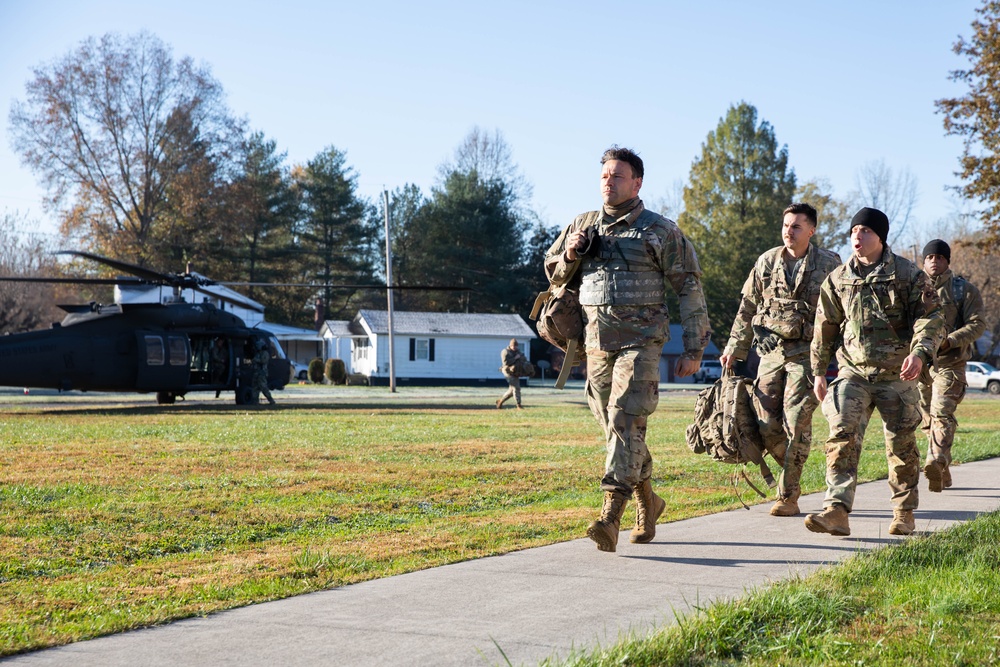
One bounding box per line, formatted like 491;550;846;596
918;239;987;492
805;207;945;538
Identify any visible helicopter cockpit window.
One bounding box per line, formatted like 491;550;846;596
267;336;286;359
168;336;188;367
144;336;165;366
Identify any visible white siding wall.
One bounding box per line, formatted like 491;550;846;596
362;335;529;379
322;337;354;374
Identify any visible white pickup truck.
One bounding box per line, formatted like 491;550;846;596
966;361;1000;395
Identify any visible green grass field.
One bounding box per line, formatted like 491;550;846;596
1;384;998;657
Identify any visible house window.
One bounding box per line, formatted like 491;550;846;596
409;337;435;361
144;336;165;366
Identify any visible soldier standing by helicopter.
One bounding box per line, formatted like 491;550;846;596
251;337;276;406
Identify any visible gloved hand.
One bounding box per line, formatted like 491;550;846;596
753;324;782;356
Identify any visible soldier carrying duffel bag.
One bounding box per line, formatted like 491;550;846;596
686;368;780;506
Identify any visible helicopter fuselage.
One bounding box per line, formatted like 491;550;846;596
0;301;290;404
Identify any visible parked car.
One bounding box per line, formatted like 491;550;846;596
693;359;723;384
290;361;310;381
966;361;1000;395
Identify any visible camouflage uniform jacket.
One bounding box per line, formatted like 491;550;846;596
544;200;711;355
811;247;945;382
724;243;842;361
500;347;525;377
927;269;986;369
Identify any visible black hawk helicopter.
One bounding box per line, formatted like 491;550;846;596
0;251;461;405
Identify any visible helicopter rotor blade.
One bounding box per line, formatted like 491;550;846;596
0;275;149;286
56;251;181;285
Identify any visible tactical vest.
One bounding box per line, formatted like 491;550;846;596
840;255;919;359
754;248;821;341
578;211;666;306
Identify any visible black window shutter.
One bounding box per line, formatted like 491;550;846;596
409;338;415;361
429;338;435;361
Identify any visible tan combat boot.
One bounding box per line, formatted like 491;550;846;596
804;504;850;536
769;491;800;517
889;509;915;536
630;478;666;543
586;490;629;552
923;460;943;493
942;465;953;489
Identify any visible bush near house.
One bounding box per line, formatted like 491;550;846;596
325;358;347;385
307;358;325;384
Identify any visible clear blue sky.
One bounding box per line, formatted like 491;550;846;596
0;0;982;244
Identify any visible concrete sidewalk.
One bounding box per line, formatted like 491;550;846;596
6;458;1000;667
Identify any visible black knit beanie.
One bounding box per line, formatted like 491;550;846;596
922;239;951;263
850;207;889;246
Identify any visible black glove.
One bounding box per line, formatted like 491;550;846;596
753;324;782;356
576;227;601;258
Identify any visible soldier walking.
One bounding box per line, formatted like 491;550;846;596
545;146;710;553
720;203;841;517
918;240;986;491
806;208;944;537
497;339;526;410
252;338;276;406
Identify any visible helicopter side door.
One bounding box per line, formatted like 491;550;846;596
134;332;190;391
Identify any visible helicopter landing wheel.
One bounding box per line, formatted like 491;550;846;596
156;391;177;405
235;386;255;405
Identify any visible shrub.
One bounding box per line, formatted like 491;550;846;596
346;373;369;386
325;358;347;385
307;358;325;384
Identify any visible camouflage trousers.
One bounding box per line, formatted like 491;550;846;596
253;372;274;405
918;364;966;470
753;352;819;501
585;342;661;495
820;374;922;512
499;374;522;406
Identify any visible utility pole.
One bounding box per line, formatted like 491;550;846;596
383;189;397;392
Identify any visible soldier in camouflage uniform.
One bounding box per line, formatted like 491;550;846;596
721;203;841;517
252;337;276;406
806;208;944;537
918;240;986;492
496;339;526;410
545;146;711;553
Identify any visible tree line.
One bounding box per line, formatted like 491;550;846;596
5;10;1000;355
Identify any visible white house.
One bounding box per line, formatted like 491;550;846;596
319;320;368;375
349;310;535;386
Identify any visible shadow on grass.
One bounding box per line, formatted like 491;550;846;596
14;401;527;417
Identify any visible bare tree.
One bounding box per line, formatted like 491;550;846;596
0;212;63;333
8;31;240;266
438;126;533;206
848;159;919;247
647;178;686;221
949;229;1000;362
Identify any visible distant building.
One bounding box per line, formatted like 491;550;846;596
319;319;367;375
347;310;535;386
659;324;721;383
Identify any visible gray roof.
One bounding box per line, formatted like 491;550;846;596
356;310;535;338
257;321;321;340
320;320;364;337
